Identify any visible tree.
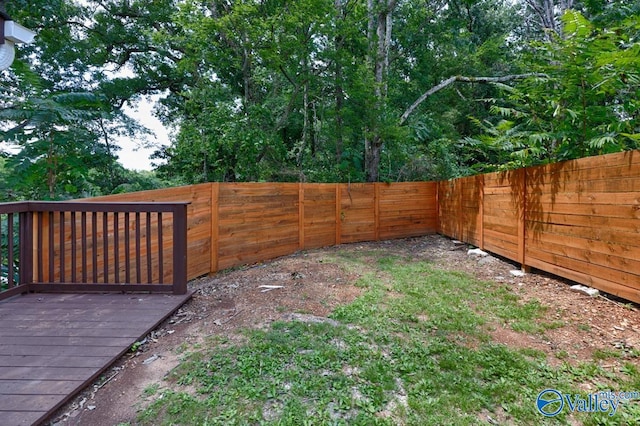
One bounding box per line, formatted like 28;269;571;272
1;0;174;199
463;10;640;169
150;0;523;182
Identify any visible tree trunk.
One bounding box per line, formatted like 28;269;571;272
365;0;396;182
365;134;382;182
47;136;56;199
299;79;309;167
525;0;574;40
334;0;345;163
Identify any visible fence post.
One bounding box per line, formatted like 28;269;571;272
478;174;484;250
435;182;440;234
210;183;219;274
457;179;463;241
299;183;305;250
335;184;342;245
172;203;188;295
374;183;380;241
517;168;530;272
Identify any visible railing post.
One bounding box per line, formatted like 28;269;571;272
172;204;188;295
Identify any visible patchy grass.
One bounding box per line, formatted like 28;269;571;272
138;252;640;425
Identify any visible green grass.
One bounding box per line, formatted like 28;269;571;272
137;252;640;425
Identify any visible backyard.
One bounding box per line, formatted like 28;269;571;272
50;235;640;425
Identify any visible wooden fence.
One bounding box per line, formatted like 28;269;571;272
88;182;438;279
56;150;640;304
438;151;640;304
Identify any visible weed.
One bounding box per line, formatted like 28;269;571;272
130;341;143;353
143;384;159;397
593;348;623;361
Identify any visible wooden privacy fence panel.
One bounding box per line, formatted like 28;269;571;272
438;176;483;247
378;182;438;241
437;179;461;241
525;153;640;303
217;183;300;271
91;182;439;278
483;170;525;264
340;184;376;244
6;152;639;303
438;150;640;304
301;184;338;249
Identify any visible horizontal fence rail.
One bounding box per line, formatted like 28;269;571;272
0;202;189;301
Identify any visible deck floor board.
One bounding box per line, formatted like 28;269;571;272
0;292;192;426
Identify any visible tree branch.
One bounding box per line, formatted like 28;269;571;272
399;73;547;125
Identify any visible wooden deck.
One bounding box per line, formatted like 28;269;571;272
0;292;193;426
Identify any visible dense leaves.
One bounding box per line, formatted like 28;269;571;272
1;0;638;197
463;10;640;170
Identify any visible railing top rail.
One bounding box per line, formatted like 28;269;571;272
12;201;191;214
0;202;31;214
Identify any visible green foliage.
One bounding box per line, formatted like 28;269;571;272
1;90;111;199
148;0;522;182
4;1;637;189
1;0;174;199
465;11;640;170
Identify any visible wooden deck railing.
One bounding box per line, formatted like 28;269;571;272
0;201;189;301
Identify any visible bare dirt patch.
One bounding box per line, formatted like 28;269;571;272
49;235;640;425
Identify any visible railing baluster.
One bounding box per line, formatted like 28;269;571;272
81;212;87;283
37;212;43;282
124;212;130;283
135;212;141;283
103;212;109;283
158;212;163;284
114;212;119;284
146;212;152;283
60;211;65;283
48;212;54;282
0;213;4;289
71;211;77;283
92;212;98;282
7;213;14;288
19;210;33;288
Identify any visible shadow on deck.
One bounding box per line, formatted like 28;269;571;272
0;291;193;426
